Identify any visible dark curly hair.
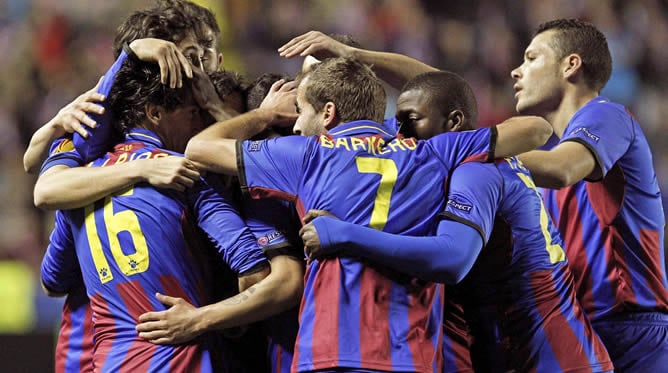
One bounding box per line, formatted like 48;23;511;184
112;0;220;59
108;58;190;133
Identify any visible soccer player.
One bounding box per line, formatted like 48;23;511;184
298;71;613;372
23;0;227;176
184;56;552;372
39;57;272;371
511;19;668;371
32;6;220;372
135;75;304;373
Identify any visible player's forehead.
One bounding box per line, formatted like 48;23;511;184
296;77;310;102
396;89;429;113
526;30;557;56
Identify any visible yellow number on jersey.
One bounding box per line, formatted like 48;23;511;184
514;172;566;264
355;157;398;230
84;187;150;284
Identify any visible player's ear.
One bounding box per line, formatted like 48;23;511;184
563;53;583;81
446;110;464;132
323;101;338;130
216;52;224;71
145;103;164;126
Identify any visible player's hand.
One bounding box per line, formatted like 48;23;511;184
129;38;193;88
48;77;105;138
278;31;355;60
136;293;202;345
300;210;339;263
137;156;200;191
259;79;298;128
302;209;337;224
190;65;238;121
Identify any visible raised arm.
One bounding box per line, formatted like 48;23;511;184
278;30;438;90
494;116;553;158
23;80;105;174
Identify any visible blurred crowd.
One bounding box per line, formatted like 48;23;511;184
0;0;665;333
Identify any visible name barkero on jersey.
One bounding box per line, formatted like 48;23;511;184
319;135;417;155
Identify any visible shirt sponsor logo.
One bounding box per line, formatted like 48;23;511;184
569;127;600;142
447;198;473;213
257;230;284;246
248;141;262;152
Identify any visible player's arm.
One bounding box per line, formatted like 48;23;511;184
136;254;303;344
278;30;438;89
301;214;481;284
186;80;298;175
23;80;105;174
40;211;82;297
34;157;200;210
517;142;597;188
494;116;553;158
302;162;501;284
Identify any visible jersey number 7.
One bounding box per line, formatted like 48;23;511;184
356;157;398;231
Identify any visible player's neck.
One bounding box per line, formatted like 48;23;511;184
546;87;598;139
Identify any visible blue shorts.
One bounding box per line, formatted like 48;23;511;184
592;312;668;372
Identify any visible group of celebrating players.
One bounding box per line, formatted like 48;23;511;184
24;0;667;372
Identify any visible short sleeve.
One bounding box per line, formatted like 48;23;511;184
238;136;309;200
427;126;494;168
560;101;633;179
39;137;85;175
439;162;503;244
73;51;128;163
40;211;82;293
242;197;303;259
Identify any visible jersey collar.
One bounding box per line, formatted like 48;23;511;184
327;120;397;139
125;127;163;148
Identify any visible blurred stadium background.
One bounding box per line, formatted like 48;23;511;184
0;0;665;370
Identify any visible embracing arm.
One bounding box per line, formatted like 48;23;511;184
34;157;200;210
518;141;597;188
136;255;303;344
494;116;553;158
198;255;303;329
302;216;482;284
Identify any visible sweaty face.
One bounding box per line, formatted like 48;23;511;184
293;78;327;136
177;27;221;74
510;30;565;116
160;93;204;153
396;89;447;140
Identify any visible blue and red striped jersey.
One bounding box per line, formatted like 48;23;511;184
54;286;94;373
441;158;612;372
238;120;496;372
542;97;667;321
41;128;267;373
39;137;95;373
242;197;303;373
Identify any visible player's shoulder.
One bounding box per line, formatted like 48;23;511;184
571;97;630;125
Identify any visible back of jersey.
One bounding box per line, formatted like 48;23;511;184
61;144;212;372
459;158;612;372
240;120;494;372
